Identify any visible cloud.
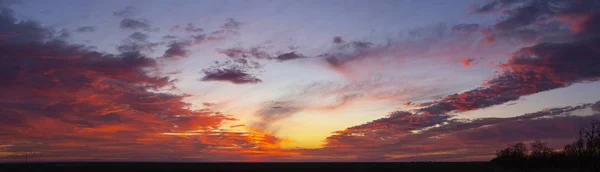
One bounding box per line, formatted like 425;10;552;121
56;28;70;39
128;32;148;42
113;6;153;31
217;47;271;59
313;23;493;78
253;101;301;131
315;104;599;161
275;52;306;61
245;78;443;130
162;35;177;40
205;43;306;84
75;26;95;33
333;36;344;44
116;32;160;53
471;0;521;14
474;0;600;44
451;24;480;33
116;42;159;53
158;19;244;60
201;67;262;84
184;23;203;33
220;18;242;30
119;18;150;30
162;42;190;59
392;35;600;118
113;6;136;17
593;101;600;112
215;47;306;62
318;0;600;161
200;59;262;84
0;5;290;161
202;102;216;107
461;58;475;67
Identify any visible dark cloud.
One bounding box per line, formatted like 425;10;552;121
200;58;263;84
184;23;203;33
220;18;242;30
494;1;554;30
119;18;150;30
275;52;306;61
158;19;244;60
451;24;479;33
116;32;159;53
56;28;70;39
476;0;600;44
411;36;600;114
205;44;308;84
75;26;95;33
472;0;521;14
162;42;190;59
498;38;600;84
208;46;306;82
333;36;344;44
116;42;158;53
318;39;378;67
217;47;271;59
200;67;262;84
113;6;154;32
128;32;148;42
113;6;136;17
162;35;177;40
0;8;52;44
216;46;306;62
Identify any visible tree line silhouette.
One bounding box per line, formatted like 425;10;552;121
492;121;600;171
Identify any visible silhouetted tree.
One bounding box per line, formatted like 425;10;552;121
492;142;528;168
492;121;600;171
495;142;527;158
530;140;552;157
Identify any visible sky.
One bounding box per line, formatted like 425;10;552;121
1;0;600;162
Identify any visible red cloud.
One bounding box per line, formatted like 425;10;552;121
462;58;475;67
0;7;292;161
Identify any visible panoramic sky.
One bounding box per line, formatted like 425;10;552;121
1;0;600;162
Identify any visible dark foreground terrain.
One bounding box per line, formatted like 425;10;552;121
0;162;498;172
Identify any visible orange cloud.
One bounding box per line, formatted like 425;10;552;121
461;58;475;67
0;8;293;162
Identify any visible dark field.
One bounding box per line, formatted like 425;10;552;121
0;162;499;172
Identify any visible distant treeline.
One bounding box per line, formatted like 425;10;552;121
491;121;600;171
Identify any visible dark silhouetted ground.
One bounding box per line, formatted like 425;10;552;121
0;162;496;172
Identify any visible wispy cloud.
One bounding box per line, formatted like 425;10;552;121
75;26;95;33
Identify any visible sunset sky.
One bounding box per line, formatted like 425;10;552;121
1;0;600;162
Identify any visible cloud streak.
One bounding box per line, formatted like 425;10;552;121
314;103;599;161
75;26;95;33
